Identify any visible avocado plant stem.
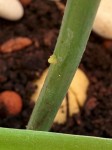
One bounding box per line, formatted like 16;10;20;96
1;128;112;150
27;0;101;131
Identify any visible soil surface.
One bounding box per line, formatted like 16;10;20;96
0;0;112;138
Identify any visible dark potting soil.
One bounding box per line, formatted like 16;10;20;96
0;0;112;138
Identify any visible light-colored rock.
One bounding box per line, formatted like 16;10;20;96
70;69;89;107
68;69;89;116
31;69;48;102
93;0;112;39
0;0;24;21
68;90;80;116
31;68;89;124
54;98;67;124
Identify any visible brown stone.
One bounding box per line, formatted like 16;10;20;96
19;0;32;6
0;91;23;116
0;37;32;53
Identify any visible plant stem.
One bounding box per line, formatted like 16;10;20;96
0;128;112;150
27;0;101;131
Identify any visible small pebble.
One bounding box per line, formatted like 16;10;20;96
0;37;32;53
19;0;32;6
0;91;22;116
103;40;112;49
0;0;24;21
93;0;112;39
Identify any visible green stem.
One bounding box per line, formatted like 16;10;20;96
27;0;101;131
0;128;112;150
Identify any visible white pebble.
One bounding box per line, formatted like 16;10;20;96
0;0;24;21
93;0;112;39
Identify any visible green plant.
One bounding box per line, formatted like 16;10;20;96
0;128;112;150
27;0;101;131
0;0;112;149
